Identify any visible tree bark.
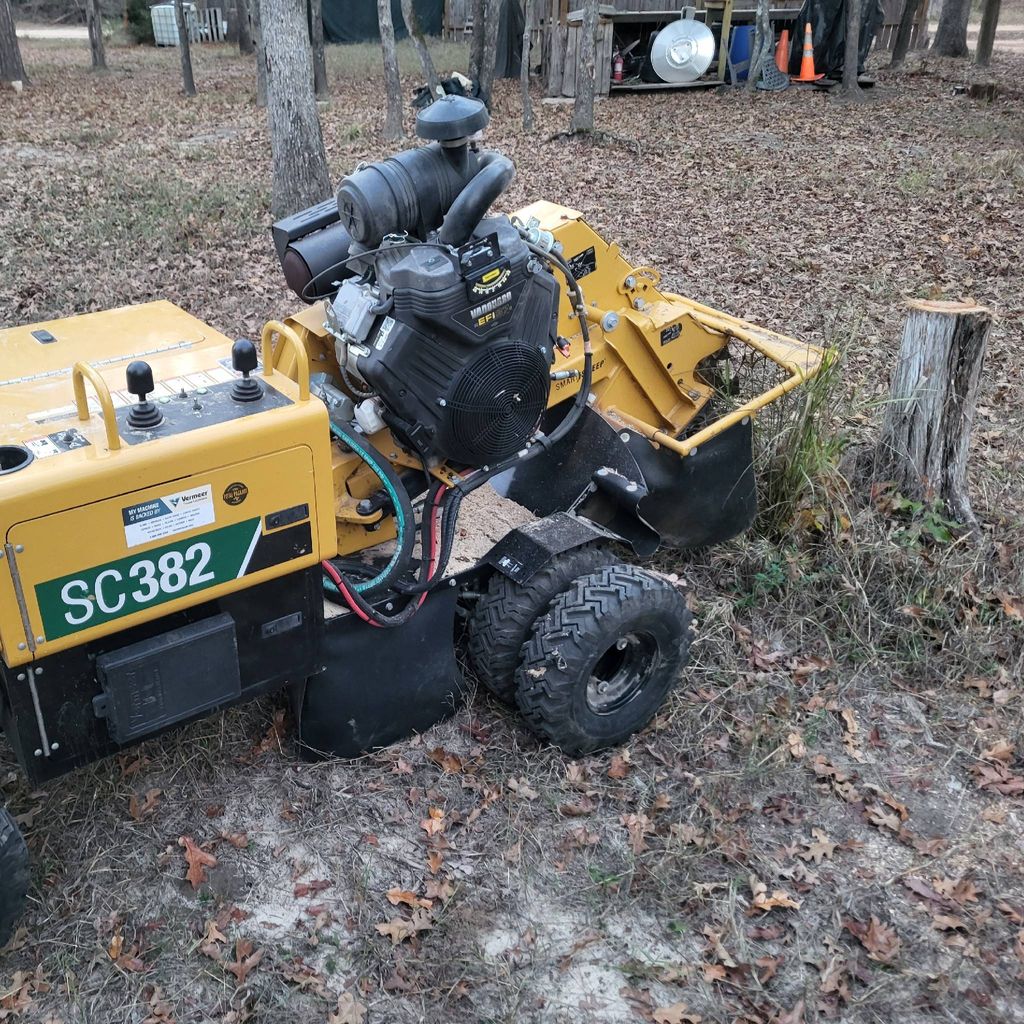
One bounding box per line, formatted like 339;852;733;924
253;0;267;106
746;0;772;92
974;0;1001;65
87;0;107;69
262;0;332;217
237;0;254;54
400;0;439;95
378;0;403;140
889;0;919;66
174;0;196;96
873;300;991;529
308;0;328;96
932;0;970;56
226;0;240;43
569;0;597;132
520;0;534;129
0;0;28;86
477;0;501;107
468;0;485;80
841;0;863;94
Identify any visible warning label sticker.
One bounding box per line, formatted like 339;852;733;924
24;428;91;460
122;484;215;548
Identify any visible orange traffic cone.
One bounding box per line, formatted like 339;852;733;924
774;28;790;73
791;22;824;82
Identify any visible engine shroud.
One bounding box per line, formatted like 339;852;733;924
357;217;560;467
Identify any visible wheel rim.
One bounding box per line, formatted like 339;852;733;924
585;630;659;715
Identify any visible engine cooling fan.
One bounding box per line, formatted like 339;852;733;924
441;340;551;466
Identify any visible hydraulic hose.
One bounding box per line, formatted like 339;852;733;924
325;420;415;597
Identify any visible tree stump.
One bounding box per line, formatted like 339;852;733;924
873;300;992;529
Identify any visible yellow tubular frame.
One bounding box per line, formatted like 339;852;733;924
608;309;825;458
261;321;311;401
71;361;122;452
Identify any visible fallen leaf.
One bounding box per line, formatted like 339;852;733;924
621;813;653;854
375;918;416;945
387;887;431;909
982;739;1014;763
844;915;900;963
749;876;801;913
997;592;1023;620
507;777;539;800
177;836;217;890
652;1003;701;1023
798;828;837;864
329;992;367;1024
787;732;806;759
608;752;631;779
294;879;333;898
427;747;464;774
420;807;446;835
224;938;264;985
219;831;249;849
129;788;162;821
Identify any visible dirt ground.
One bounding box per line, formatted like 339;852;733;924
1;33;1023;1024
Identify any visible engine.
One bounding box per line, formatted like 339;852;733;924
325;217;559;467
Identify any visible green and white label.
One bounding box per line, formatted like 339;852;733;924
35;518;262;641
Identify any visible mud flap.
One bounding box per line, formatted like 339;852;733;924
295;586;463;760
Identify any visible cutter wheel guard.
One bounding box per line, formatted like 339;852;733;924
0;96;823;942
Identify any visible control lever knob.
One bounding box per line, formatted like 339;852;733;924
125;360;163;429
231;339;264;403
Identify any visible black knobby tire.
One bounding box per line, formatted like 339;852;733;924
515;564;693;755
0;808;30;948
467;545;611;704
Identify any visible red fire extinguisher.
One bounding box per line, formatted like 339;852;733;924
613;50;624;83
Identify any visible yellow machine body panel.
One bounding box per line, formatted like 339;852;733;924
0;302;336;668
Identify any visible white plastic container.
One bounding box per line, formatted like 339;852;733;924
150;2;201;46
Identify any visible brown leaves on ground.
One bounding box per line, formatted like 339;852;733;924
749;876;800;914
843;915;901;963
221;939;264;985
971;739;1024;795
375;909;433;946
129;788;162;821
328;992;367;1024
177;836;217;890
0;967;50;1016
652;1003;702;1024
293;879;333;898
427;747;464;773
799;828;837;864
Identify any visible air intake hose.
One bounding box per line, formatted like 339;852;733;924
437;153;516;247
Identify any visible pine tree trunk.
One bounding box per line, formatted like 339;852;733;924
174;0;196;96
378;0;403;140
308;0;328;96
237;0;254;54
932;0;970;56
569;0;597;132
842;0;863;93
889;0;919;66
262;0;332;217
873;300;991;529
87;0;107;69
400;0;439;95
0;0;28;86
974;0;1001;65
469;0;485;80
253;0;267;106
520;0;534;129
477;0;501;106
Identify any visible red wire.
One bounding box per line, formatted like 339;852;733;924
322;481;447;624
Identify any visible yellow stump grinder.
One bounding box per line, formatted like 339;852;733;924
0;96;823;939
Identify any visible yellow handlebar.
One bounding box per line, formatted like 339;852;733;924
260;321;311;401
71;362;122;452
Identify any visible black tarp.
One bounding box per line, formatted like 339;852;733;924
785;0;884;77
323;0;442;44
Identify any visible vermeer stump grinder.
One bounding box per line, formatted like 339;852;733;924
0;96;823;938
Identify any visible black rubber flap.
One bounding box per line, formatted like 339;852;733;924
95;613;241;744
297;587;463;759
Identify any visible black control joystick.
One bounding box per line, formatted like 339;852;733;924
230;339;263;403
125;360;163;429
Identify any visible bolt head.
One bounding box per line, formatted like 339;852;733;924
33;749;42;757
35;636;43;645
16;673;25;682
50;742;59;751
17;643;26;651
14;544;24;554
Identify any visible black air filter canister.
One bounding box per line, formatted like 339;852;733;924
337;145;479;248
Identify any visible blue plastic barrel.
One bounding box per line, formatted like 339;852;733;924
729;24;755;81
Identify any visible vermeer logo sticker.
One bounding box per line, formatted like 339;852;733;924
122;484;215;548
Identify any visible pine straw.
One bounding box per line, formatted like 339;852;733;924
1;37;1023;1024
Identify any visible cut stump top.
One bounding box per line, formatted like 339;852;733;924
906;299;990;315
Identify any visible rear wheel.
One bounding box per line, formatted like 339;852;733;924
0;808;30;948
515;565;692;755
467;545;610;704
